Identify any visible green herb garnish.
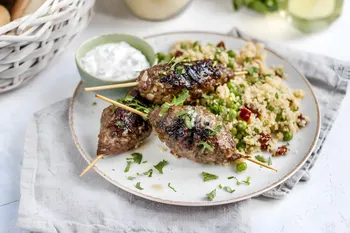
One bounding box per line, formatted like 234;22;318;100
242;176;251;185
135;182;143;190
267;157;272;166
168;183;177;192
246;67;259;75
224;186;235;193
206;125;222;136
218;184;223;189
212;60;218;67
127;176;136;180
255;155;267;163
131;153;143;164
206;189;216;201
159;89;189;116
176;65;185;75
275;92;279;99
142;161;148;164
202;172;219;182
199;141;214;152
120;95;151;114
92;102;97;106
227;176;234;179
153;160;168;174
159;71;167;75
115;121;125;127
124;161;132;173
143;169;153;177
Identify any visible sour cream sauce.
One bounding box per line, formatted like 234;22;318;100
81;42;150;81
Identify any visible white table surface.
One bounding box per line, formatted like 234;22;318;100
1;1;350;232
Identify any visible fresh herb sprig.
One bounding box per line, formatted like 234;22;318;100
153;160;169;174
159;89;189;116
202;172;219;182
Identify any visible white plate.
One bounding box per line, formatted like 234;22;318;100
69;32;320;206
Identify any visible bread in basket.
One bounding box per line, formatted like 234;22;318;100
0;0;95;93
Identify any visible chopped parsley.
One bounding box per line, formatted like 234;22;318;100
178;109;196;129
119;95;151;114
168;183;177;192
224;186;235;193
218;184;223;189
201;172;219;182
115;121;125;127
143;169;153;177
131;153;143;164
227;176;234;179
275;92;279;99
199;141;214;152
159;89;189;116
241;176;251;185
255;155;267;163
206;189;216;201
135;182;143;190
176;65;185;75
159;71;167;75
206;124;222;136
92;102;97;106
267;157;272;166
124;161;132;173
153;160;168;174
142;161;148;164
212;60;218;67
127;176;136;180
246;67;259;75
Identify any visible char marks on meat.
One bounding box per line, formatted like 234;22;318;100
137;59;236;104
97;88;152;155
149;105;242;164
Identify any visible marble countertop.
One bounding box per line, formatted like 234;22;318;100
1;0;350;232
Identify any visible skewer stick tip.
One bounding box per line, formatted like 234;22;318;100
245;157;277;172
80;154;104;177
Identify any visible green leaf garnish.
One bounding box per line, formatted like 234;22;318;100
131;153;143;164
267;157;272;166
227;176;234;179
142;161;148;164
159;71;167;75
242;176;251;185
206;124;222;136
153;160;169;174
159;89;189;116
199;141;214;152
275;92;279;99
168;183;177;192
115;121;125;127
127;176;136;180
202;172;219;182
92;102;97;106
224;186;235;193
120;95;151;114
135;182;143;190
218;184;223;189
246;67;259;75
255;155;267;163
124;161;132;173
212;60;218;67
206;189;216;201
143;169;153;177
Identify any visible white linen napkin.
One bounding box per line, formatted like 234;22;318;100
18;29;348;232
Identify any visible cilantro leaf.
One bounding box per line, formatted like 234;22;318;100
218;184;223;189
131;153;143;164
199;141;214;152
267;157;272;166
143;169;153;177
206;125;222;136
242;176;251;185
206;189;216;201
153;160;168;174
135;182;143;190
92;102;97;106
246;67;259;75
227;176;234;179
168;183;177;192
224;186;235;193
159;89;189;116
124;161;132;173
255;155;267;163
202;172;219;182
127;176;136;180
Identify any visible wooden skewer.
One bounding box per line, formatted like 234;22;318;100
84;71;248;92
84;81;138;92
95;94;148;119
246;157;277;172
80;154;104;176
93;94;277;172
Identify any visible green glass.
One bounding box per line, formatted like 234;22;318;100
280;0;343;33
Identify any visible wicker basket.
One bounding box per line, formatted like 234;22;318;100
0;0;95;93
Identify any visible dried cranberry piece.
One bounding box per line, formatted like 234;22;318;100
239;107;252;122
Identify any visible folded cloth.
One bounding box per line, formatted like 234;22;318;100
18;29;348;232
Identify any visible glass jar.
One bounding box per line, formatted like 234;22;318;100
280;0;343;33
124;0;192;21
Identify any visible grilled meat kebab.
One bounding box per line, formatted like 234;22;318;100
149;105;242;164
137;59;237;104
97;88;152;155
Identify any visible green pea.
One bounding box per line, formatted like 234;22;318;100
236;162;247;172
275;113;282;122
236;132;243;140
156;52;166;62
228;50;236;58
283;131;293;141
237;121;247;131
230;110;238;119
232;103;239;111
231;127;238;135
227;59;234;68
227;82;236;90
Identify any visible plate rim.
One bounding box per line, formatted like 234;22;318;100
69;31;321;206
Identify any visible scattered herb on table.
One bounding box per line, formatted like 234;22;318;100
202;172;219;182
206;189;216;201
143;169;153;177
124;161;132;173
153;160;169;174
168;183;177;192
135;182;143;190
224;186;236;193
131;152;143;164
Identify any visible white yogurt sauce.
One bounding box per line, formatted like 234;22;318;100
81;42;150;81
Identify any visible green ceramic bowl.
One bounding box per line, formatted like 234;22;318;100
75;34;156;88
